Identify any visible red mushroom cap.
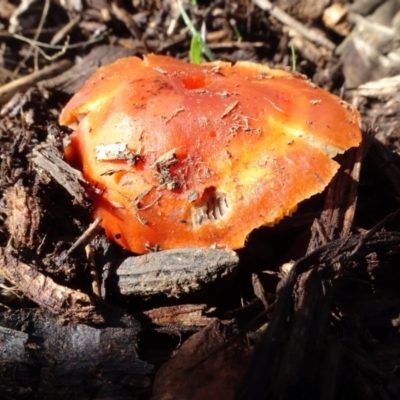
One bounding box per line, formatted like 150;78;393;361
60;55;362;254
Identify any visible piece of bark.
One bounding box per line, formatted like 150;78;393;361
269;146;362;398
0;250;102;323
116;248;239;298
32;146;90;208
152;320;249;400
235;231;400;400
353;74;400;97
136;304;211;328
307;145;363;248
0;181;41;249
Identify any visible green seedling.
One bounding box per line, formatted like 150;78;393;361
176;0;215;62
190;35;202;64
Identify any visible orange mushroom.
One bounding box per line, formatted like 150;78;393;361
60;55;362;254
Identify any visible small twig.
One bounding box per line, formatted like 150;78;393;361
111;0;142;40
253;0;336;50
221;101;239;119
85;245;101;297
50;14;81;45
13;31;108;51
35;0;50;70
14;0;50;74
165;107;185;124
66;217;103;257
0;59;72;106
350;208;400;257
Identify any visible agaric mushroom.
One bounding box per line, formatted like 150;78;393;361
60;55;362;254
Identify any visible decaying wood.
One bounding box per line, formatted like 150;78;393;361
235;230;400;400
116;248;239;298
32;146;90;208
261;145;362;399
135;304;211;328
0;250;102;323
0;308;153;399
1;183;41;249
152;320;249;400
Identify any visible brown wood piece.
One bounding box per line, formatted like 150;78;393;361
0;250;103;323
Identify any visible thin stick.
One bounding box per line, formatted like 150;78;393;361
0;59;72;106
50;14;81;45
253;0;335;50
66;217;103;257
85;245;101;297
14;0;50;74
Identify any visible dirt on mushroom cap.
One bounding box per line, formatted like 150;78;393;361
60;54;362;254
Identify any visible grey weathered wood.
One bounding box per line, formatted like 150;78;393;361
116;248;239;297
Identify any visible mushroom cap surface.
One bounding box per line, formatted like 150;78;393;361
60;55;362;254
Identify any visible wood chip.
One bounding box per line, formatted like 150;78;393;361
136;304;211;327
116;248;239;297
32;147;90;208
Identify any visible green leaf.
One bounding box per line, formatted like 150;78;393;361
176;0;215;62
190;35;202;64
